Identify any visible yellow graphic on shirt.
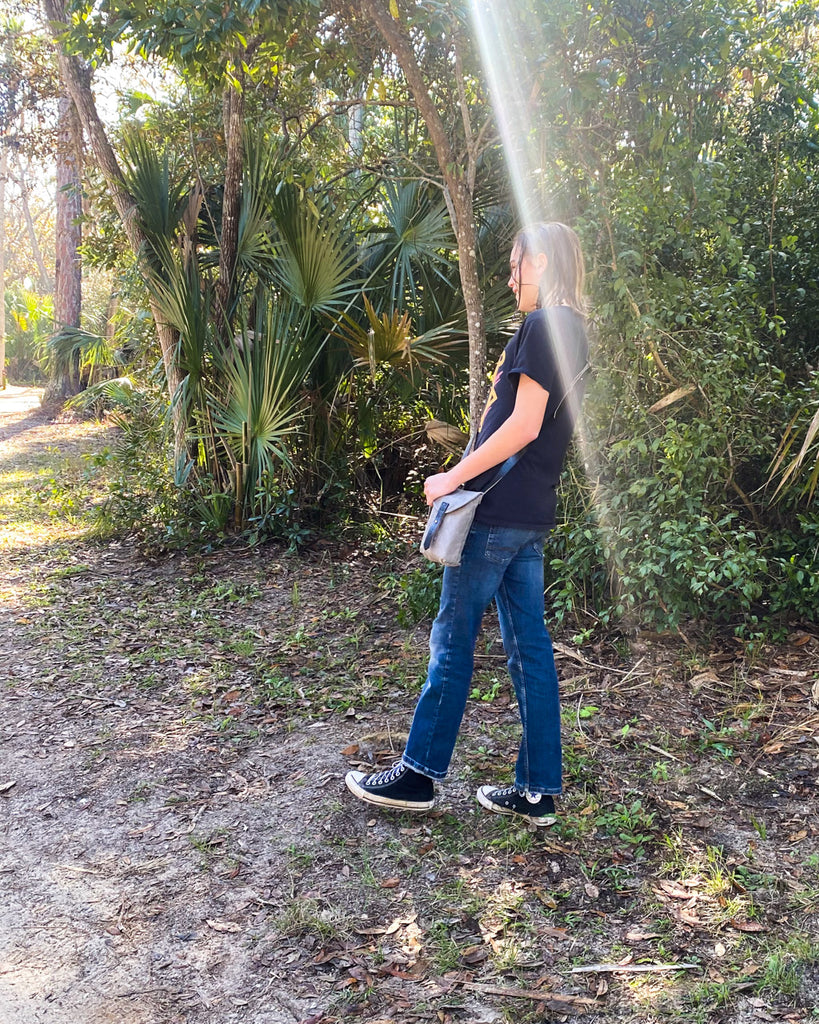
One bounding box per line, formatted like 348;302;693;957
479;349;506;430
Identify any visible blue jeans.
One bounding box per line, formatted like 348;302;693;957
403;523;562;795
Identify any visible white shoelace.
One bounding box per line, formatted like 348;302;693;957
368;761;405;786
494;784;541;804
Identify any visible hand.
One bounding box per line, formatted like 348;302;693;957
424;471;459;506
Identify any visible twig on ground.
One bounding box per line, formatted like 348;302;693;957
570;962;700;975
646;743;683;762
459;981;598;1008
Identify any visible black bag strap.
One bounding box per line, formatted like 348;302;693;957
459;434;528;496
552;360;591;419
482;448;527;494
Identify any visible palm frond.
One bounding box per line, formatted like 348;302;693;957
269;184;361;314
207;297;317;504
119;131;188;246
332;295;463;378
46;327;119;376
233;130;282;285
362;180;456;320
770;399;819;503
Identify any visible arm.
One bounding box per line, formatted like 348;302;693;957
423;373;550;506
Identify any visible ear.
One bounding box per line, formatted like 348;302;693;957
534;251;548;275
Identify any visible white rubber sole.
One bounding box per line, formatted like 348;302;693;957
476;786;556;827
345;770;435;810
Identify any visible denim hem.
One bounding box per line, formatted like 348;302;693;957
402;754;446;781
515;782;563;797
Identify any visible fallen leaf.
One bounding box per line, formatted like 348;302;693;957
657;881;691;899
626;929;663;942
0;781;17;794
460;945;490;965
334;977;358;990
381;878;401;889
206;919;241;933
689;670;721;689
788;830;808;842
341;744;359;756
584;883;600;899
385;914;417;935
729;919;766;933
715;942;726;957
534;889;558;909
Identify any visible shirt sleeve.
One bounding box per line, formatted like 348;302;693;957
507;311;557;395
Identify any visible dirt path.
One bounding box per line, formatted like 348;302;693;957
2;391;819;1024
0;391;332;1023
0;393;502;1024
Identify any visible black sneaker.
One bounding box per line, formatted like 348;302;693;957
476;784;556;826
345;761;434;810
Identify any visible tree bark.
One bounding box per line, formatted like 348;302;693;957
52;93;83;397
357;0;487;431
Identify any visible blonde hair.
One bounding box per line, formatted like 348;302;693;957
514;222;586;317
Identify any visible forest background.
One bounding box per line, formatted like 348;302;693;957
2;0;819;637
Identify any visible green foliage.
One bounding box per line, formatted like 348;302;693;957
66;0;819;629
511;0;819;630
381;560;442;627
4;285;52;383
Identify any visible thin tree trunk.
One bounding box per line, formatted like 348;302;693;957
0;140;6;390
42;0;186;452
15;158;53;292
51;93;83;398
216;69;245;336
358;0;487;431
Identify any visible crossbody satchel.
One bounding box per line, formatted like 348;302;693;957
419;449;525;567
419;360;591;568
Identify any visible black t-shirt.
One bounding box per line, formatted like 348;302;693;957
466;306;589;531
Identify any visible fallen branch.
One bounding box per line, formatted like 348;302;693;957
570;962;700;975
646;743;683;762
459;981;598;1008
648;385;696;415
553;645;648;678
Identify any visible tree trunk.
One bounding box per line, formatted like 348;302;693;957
51;93;83;398
357;0;487;432
42;0;186;451
15;158;53;292
0;140;6;390
216;68;245;335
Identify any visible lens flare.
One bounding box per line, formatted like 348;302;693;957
470;0;609;620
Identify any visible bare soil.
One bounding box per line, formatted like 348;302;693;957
1;387;818;1024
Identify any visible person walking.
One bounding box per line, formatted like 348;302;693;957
345;222;590;826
